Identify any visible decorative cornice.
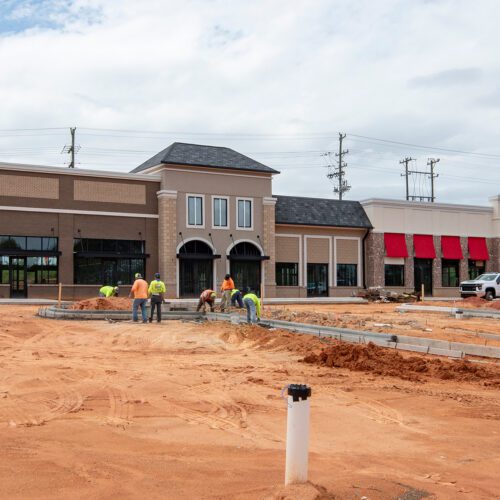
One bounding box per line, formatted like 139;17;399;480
360;197;493;213
263;196;278;206
0;205;159;219
156;189;178;199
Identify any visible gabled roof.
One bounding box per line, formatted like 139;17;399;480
131;142;279;174
275;195;372;229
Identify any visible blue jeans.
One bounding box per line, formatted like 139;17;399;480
231;291;244;308
244;297;257;324
132;298;147;322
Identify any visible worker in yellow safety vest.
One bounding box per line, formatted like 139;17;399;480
99;285;119;298
243;288;261;324
148;273;166;323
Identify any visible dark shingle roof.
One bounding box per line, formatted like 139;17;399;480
131;142;279;174
275;195;372;229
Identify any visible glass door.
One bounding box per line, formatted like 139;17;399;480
10;257;27;298
230;260;261;296
180;259;213;298
414;258;433;296
307;263;328;297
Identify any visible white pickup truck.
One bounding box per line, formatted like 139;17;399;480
459;273;500;300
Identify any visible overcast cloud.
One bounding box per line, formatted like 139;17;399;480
0;0;499;205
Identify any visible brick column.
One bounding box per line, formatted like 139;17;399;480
262;197;277;298
459;237;469;282
157;190;177;298
405;234;414;290
486;238;499;273
365;232;384;288
432;235;442;293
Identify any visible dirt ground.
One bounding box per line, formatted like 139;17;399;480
263;303;500;348
1;306;499;499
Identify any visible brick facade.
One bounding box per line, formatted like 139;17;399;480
262;197;276;298
157;190;178;298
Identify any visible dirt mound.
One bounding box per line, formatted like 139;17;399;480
69;297;132;311
458;296;488;307
488;301;500;310
265;308;338;326
302;341;500;385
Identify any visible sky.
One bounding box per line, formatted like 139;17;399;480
0;0;499;205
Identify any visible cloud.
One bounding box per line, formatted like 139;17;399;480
409;68;483;87
0;0;499;205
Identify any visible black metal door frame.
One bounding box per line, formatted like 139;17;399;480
230;260;261;296
9;257;27;298
307;263;329;297
414;258;433;296
179;258;213;298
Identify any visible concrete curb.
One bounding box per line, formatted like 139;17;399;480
396;304;500;319
206;312;500;359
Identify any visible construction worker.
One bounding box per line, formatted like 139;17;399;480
243;288;261;324
230;288;244;308
148;273;166;323
220;273;235;312
98;285;119;298
197;289;217;313
129;273;149;323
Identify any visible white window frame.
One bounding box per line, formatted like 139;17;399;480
236;197;253;231
186;194;205;228
211;195;230;230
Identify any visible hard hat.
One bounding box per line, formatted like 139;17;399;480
154;273;161;279
135;273;142;279
210;292;217;298
114;286;119;291
224;274;231;280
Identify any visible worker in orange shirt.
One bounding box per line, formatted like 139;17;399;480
220;273;235;313
129;273;149;323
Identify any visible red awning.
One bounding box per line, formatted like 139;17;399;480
413;234;436;259
441;236;463;260
384;233;408;258
468;237;489;260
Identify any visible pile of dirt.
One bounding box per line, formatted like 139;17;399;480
302;341;500;385
69;297;132;311
488;301;500;310
265;308;338;326
458;296;488;307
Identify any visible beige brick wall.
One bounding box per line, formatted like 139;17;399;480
158;193;177;298
276;236;300;262
0;174;58;199
262;200;276;297
307;237;329;263
74;180;146;205
336;238;359;264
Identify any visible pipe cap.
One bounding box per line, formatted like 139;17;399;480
287;384;311;402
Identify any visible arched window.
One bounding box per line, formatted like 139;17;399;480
229;242;261;257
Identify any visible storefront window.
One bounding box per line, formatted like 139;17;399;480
276;263;298;286
442;259;459;287
337;264;357;286
468;260;485;280
384;264;404;286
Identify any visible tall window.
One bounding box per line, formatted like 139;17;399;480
73;238;145;285
237;199;252;229
0;256;9;284
468;260;485;280
337;264;357;286
385;264;404;286
442;259;459;287
276;263;299;286
187;196;203;226
213;197;228;227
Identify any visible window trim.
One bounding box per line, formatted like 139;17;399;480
441;258;460;288
211;195;230;230
186;194;205;228
236;197;253;231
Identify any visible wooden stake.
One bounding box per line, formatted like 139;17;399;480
58;282;62;307
421;283;425;302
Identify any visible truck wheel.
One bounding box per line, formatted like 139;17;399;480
461;294;468;299
485;290;495;301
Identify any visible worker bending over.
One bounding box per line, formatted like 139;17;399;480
99;285;119;298
243;288;261;324
230;288;244;308
129;273;149;323
197;289;217;313
148;273;166;323
220;273;235;312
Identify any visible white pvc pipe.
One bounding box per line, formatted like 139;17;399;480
285;386;311;485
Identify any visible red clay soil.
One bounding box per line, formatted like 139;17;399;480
302;341;500;385
69;297;132;311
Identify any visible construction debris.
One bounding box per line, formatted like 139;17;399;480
357;287;418;303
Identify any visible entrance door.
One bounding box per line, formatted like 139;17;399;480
10;257;27;298
230;260;261;295
414;258;433;296
307;263;328;297
179;259;213;298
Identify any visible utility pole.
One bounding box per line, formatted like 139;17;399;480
427;158;440;202
400;157;414;201
334;133;350;200
62;127;80;168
